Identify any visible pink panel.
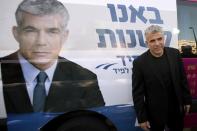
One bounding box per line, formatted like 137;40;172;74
182;58;197;99
184;113;197;127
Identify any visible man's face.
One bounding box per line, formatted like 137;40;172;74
13;13;68;70
146;32;165;57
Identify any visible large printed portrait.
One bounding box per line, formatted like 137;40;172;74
0;0;178;113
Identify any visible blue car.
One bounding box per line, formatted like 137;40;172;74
7;104;143;131
0;63;142;130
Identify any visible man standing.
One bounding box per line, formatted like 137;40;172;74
132;25;192;131
0;0;105;113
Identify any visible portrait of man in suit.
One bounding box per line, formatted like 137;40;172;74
0;0;105;113
132;25;192;131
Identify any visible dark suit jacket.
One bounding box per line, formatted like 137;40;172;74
132;47;192;125
0;52;105;113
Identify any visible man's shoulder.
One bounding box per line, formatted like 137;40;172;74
165;47;179;53
134;50;149;62
0;52;18;60
0;52;18;63
57;56;97;78
58;56;85;69
164;47;180;57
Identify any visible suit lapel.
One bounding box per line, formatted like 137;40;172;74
2;52;33;112
5;84;33;112
46;57;72;106
165;48;176;86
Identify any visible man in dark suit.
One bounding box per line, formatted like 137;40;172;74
0;0;105;113
132;25;192;131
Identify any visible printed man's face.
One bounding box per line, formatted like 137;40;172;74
13;12;68;70
146;32;165;57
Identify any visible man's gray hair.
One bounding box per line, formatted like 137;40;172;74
144;25;164;37
15;0;69;29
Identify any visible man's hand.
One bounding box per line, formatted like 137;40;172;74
139;121;151;131
184;105;191;115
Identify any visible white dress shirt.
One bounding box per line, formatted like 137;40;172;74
18;53;57;104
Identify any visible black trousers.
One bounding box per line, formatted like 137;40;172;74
150;106;184;131
150;117;184;131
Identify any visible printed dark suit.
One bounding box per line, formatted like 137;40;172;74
1;52;105;113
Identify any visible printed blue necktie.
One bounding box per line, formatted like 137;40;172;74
33;72;47;112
